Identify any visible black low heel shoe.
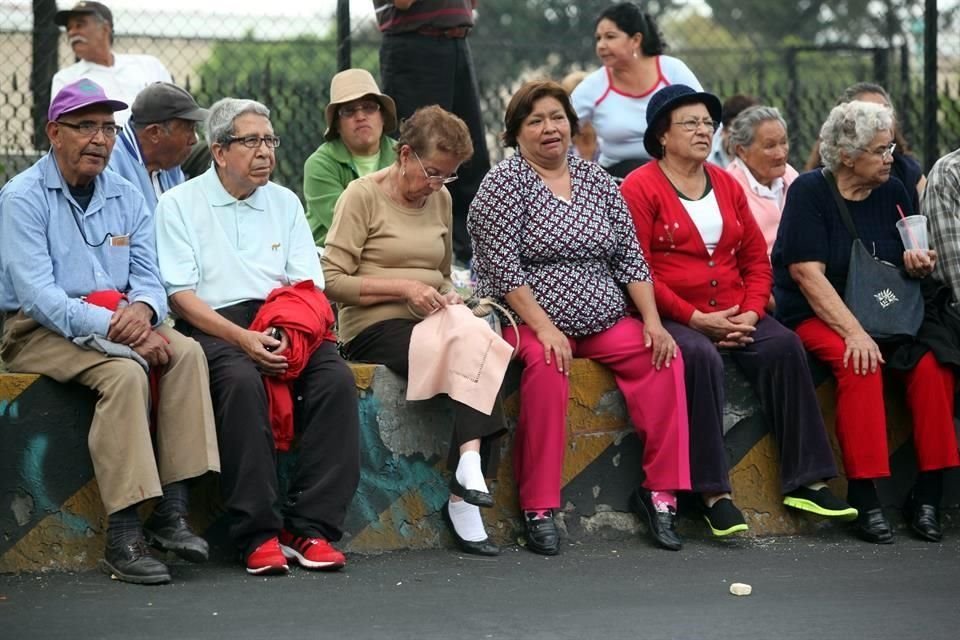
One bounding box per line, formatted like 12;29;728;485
630;488;682;551
854;507;894;544
441;502;499;556
523;512;559;556
449;477;494;508
903;498;942;542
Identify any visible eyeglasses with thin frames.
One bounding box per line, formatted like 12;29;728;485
224;135;281;149
338;102;381;119
672;118;716;132
56;120;122;138
860;142;896;160
414;151;458;185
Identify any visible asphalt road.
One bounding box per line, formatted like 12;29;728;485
2;533;959;640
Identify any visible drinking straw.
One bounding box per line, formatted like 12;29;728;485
896;204;921;249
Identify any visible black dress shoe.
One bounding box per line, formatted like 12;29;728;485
144;513;210;563
523;512;559;556
101;538;171;585
630;488;682;551
903;499;942;542
854;508;894;544
449;477;494;508
441;502;499;556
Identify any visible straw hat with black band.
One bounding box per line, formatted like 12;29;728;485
323;69;398;141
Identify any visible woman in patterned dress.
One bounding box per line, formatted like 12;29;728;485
468;80;690;554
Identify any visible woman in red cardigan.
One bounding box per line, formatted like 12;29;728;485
620;85;856;537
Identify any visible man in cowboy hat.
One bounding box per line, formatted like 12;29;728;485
108;82;207;212
303;69;398;247
51;2;172;125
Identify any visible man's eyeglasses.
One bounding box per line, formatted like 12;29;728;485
860;142;896;160
56;120;122;138
414;151;458;185
338;101;381;119
224;135;281;149
672;118;716;132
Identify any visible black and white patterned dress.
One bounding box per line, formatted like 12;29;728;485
468;154;651;338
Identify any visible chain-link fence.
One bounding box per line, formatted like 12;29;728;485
2;1;959;197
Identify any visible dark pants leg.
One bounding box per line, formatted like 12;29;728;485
728;316;838;493
663;320;731;494
178;303;279;556
380;33;489;263
284;341;361;541
179;302;360;555
344;318;506;474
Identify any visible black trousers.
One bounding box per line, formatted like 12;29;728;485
343;318;506;474
178;301;360;557
664;316;839;494
380;32;490;263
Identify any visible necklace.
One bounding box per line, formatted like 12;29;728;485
659;161;706;199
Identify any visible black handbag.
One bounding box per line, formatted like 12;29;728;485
822;169;923;340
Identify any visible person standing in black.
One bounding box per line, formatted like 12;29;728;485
375;0;489;265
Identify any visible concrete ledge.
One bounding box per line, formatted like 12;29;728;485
2;360;959;573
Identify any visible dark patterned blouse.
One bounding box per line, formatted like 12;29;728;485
468;153;651;337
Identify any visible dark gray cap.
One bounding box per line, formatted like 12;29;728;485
55;1;113;27
131;82;208;125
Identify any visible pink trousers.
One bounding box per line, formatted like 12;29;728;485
505;316;691;510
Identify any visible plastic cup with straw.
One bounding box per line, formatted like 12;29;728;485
895;204;928;251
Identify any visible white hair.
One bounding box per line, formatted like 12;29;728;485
727;105;787;151
818;100;894;173
205;98;271;149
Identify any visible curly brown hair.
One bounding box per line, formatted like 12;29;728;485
394;105;473;163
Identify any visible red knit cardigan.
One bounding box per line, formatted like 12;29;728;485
620;162;772;325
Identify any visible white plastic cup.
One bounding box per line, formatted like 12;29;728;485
896;214;928;251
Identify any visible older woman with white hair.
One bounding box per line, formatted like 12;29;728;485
773;100;960;545
726;106;798;256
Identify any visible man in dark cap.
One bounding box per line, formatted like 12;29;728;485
0;79;220;585
108;82;207;212
51;2;171;125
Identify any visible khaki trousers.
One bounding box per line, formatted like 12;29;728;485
1;312;220;514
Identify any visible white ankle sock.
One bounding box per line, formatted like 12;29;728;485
448;499;487;542
455;450;488;494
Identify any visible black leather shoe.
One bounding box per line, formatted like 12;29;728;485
144;513;210;563
101;538;171;585
854;508;894;544
523;512;559;556
903;499;942;542
441;502;499;556
630;488;682;551
449;477;494;508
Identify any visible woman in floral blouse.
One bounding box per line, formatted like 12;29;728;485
468;80;690;554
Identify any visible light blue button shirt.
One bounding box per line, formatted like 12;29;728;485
155;166;323;310
107;123;186;213
0;152;167;338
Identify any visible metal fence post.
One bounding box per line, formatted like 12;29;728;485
31;0;59;151
337;0;351;72
923;0;938;171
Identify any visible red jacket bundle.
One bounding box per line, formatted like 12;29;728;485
248;280;336;451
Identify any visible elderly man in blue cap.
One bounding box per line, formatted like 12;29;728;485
0;79;220;585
